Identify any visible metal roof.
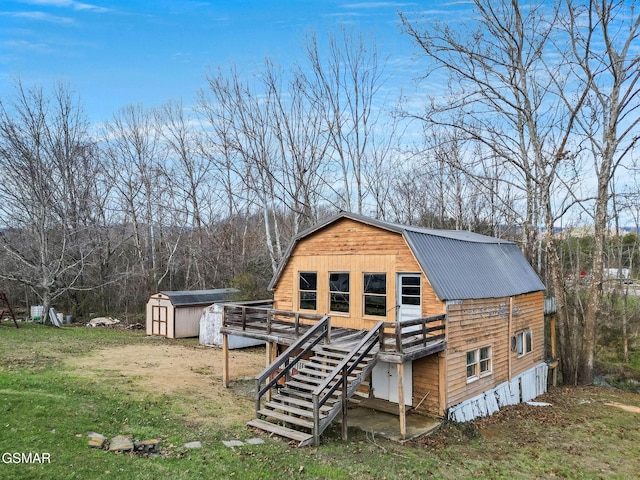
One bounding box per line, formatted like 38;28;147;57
404;230;546;300
158;288;240;306
269;212;545;300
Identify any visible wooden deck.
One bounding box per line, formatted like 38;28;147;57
220;302;446;362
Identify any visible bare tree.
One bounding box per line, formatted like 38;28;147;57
200;67;284;273
0;81;99;321
101;104;167;287
302;29;388;214
401;0;640;384
563;0;640;383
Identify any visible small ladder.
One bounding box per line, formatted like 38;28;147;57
0;291;19;328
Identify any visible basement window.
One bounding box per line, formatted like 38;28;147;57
299;272;317;310
329;272;350;313
466;346;492;382
363;273;387;316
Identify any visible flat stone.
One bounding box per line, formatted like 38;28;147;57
222;440;244;447
87;432;106;448
245;438;265;445
183;441;202;449
109;435;134;452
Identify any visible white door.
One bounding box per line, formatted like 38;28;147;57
371;361;413;406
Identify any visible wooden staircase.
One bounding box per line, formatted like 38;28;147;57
248;321;384;446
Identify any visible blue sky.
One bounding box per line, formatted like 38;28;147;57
0;1;450;123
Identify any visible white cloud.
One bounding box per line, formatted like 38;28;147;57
18;0;110;13
0;10;73;23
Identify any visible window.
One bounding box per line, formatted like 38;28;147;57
363;273;386;316
466;346;492;382
516;329;533;357
329;272;350;313
400;275;421;305
299;272;317;310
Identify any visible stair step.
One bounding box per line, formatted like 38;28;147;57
309;354;373;366
280;387;339;404
258;409;314;429
285;379;317;391
272;394;333;412
264;401;326;419
247;418;314;445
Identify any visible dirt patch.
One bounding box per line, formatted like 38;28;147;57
605;401;640;414
67;343;266;428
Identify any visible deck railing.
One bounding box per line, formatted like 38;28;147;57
222;301;327;339
380;314;446;355
221;303;446;356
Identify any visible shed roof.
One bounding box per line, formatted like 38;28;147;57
269;212;545;300
156;288;240;306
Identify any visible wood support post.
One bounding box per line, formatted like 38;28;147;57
222;334;229;388
266;341;276;402
397;362;406;440
438;352;447;417
341;366;348;441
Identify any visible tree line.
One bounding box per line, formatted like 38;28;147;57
0;0;638;386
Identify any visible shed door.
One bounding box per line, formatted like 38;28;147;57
152;305;168;336
397;274;422;322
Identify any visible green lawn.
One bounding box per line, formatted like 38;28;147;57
1;322;639;479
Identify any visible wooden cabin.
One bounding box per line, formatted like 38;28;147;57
146;288;239;338
220;212;548;445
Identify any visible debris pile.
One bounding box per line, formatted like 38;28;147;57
86;317;120;327
87;432;160;455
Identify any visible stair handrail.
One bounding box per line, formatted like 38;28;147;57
311;321;384;444
254;315;331;414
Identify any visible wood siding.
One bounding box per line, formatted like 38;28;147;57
444;291;544;409
412;354;441;415
272;218;445;331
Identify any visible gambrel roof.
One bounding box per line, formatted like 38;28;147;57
269;212;545;300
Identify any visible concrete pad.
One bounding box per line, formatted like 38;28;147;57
245;437;265;445
342;405;441;442
184;441;202;449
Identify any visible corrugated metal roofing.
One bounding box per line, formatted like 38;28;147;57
269;212;545;300
404;230;546;300
159;288;240;306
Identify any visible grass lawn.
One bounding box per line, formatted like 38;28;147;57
1;322;639;479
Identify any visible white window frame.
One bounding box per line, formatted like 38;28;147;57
466;346;492;383
516;328;533;357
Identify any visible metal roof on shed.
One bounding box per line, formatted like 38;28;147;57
269;212;545;300
157;288;240;306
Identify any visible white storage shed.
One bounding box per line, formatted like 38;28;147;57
146;288;240;339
